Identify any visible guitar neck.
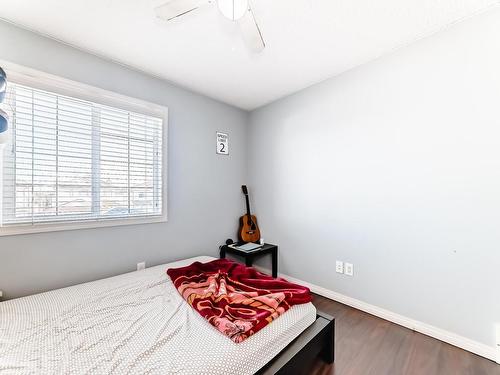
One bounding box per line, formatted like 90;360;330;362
245;194;252;216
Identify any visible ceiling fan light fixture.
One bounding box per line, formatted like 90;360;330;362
217;0;248;21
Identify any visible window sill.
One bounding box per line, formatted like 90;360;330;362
0;214;168;237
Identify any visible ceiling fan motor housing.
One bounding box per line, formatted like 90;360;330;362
217;0;248;21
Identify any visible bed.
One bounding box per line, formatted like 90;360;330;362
0;256;334;374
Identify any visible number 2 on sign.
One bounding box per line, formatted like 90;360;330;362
216;132;229;155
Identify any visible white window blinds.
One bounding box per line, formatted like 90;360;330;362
1;82;164;227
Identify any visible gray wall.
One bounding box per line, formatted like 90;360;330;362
0;20;248;299
248;8;500;347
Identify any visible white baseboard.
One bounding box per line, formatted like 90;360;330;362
496;324;500;364
254;266;497;363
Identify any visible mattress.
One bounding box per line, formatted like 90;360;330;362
0;256;316;375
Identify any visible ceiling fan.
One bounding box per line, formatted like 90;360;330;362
155;0;266;53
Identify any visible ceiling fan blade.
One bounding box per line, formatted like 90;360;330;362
155;0;212;21
239;6;266;53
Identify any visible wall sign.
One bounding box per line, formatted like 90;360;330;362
216;132;229;155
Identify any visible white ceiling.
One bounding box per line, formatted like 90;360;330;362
0;0;498;110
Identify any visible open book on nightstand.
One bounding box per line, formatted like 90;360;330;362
228;242;263;253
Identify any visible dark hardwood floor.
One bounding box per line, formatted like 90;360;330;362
310;294;500;375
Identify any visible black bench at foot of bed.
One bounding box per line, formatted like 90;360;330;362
257;311;335;375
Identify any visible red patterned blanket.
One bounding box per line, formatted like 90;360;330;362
167;259;312;343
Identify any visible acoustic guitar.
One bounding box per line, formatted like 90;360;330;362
239;185;261;243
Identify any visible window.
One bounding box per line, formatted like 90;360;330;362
0;68;166;235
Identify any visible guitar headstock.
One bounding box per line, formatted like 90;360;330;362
241;185;248;195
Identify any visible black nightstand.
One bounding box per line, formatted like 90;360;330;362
220;243;278;278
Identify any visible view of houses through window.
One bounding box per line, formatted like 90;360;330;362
1;81;164;226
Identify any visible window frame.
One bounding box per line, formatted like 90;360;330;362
0;62;168;236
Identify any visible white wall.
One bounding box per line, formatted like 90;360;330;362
248;8;500;348
0;20;248;299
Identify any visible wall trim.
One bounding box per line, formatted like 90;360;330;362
254;265;497;363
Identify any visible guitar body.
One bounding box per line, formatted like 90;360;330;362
239;214;261;243
238;185;261;243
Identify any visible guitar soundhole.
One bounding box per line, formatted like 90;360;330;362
247;218;256;230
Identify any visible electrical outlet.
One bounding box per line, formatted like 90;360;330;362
345;263;354;276
0;290;3;300
137;262;146;271
335;261;344;274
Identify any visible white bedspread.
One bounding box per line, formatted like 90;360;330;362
0;256;316;375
